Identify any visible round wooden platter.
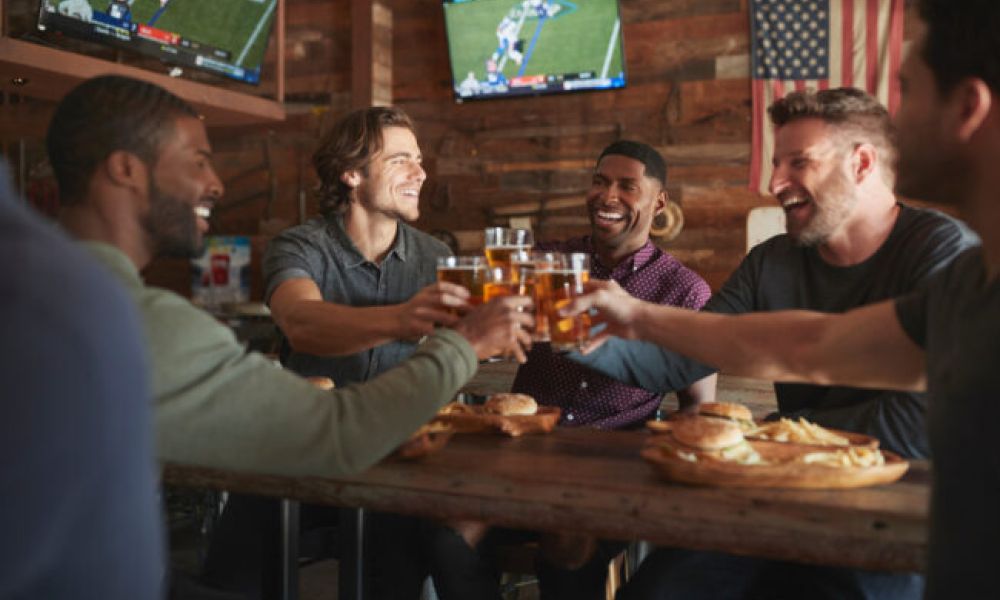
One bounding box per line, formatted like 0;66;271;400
641;435;909;489
395;424;455;460
433;404;561;437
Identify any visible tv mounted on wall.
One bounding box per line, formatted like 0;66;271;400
442;0;626;102
37;0;278;85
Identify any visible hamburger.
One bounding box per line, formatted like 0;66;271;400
697;402;755;431
666;416;764;465
483;393;538;416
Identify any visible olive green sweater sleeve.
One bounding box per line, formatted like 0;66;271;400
84;242;478;477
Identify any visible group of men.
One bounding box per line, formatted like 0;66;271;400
3;0;997;599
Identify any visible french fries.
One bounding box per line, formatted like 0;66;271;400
749;417;851;446
799;447;885;468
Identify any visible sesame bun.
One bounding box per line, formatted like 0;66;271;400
672;416;744;450
698;402;753;423
484;393;538;416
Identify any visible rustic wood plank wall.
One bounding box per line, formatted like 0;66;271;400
392;0;765;290
3;0;926;296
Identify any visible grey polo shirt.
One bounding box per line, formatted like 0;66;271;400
263;213;451;386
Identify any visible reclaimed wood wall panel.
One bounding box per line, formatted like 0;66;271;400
3;0;927;297
392;0;763;289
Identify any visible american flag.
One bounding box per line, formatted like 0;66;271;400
749;0;905;193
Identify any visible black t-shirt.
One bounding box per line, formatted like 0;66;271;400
895;248;1000;599
575;205;976;457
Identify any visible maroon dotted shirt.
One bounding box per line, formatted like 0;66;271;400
511;236;710;429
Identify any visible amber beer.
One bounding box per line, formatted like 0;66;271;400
436;256;486;308
485;245;531;269
513;251;555;341
536;253;590;351
484;227;533;269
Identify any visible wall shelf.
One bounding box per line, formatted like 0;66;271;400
0;36;285;129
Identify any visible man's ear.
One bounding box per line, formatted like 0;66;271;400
851;143;877;184
340;170;362;189
103;150;148;194
953;77;993;142
653;187;667;215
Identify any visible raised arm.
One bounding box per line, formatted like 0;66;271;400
269;278;468;356
568;280;926;392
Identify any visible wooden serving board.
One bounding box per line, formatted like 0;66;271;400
434;405;561;437
641;435;909;489
395;427;454;460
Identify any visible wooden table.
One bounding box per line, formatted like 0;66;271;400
164;428;929;597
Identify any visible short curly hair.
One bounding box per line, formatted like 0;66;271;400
313;106;415;217
768;87;896;182
46;75;198;205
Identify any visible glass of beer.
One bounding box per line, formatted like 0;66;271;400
512;250;557;341
536;253;591;352
436;256;487;309
483;266;521;302
484;227;533;270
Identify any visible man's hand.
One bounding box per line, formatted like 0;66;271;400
453;296;534;363
395;281;470;340
559;279;646;353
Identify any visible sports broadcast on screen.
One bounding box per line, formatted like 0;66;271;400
38;0;278;84
442;0;626;101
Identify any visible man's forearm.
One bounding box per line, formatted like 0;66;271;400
276;300;402;356
570;338;715;392
628;301;926;392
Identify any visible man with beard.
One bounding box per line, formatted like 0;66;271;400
565;88;975;599
47;74;533;595
425;141;716;600
577;88;974;460
564;2;1000;594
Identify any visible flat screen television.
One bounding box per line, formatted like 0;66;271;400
442;0;626;102
36;0;278;85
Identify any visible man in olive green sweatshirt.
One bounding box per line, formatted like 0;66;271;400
47;74;533;478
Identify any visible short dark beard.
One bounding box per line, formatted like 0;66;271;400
142;178;202;259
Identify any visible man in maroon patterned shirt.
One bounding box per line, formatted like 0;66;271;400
513;139;716;429
426;141;716;600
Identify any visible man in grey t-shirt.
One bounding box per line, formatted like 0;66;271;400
578;88;975;460
575;89;974;599
564;2;1000;595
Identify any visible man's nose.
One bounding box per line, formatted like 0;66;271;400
768;166;787;198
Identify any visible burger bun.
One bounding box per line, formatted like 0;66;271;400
484;393;538;416
698;402;753;423
672;416;744;450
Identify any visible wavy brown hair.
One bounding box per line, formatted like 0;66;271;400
313;106;415;217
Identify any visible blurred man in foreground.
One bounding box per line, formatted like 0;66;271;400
565;1;1000;596
0;161;162;599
